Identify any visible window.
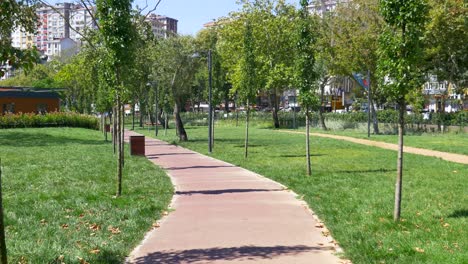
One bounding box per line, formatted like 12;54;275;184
37;103;48;114
2;103;15;114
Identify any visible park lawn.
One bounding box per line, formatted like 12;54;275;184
306;127;468;155
135;125;467;264
0;128;173;263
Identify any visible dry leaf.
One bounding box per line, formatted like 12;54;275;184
315;223;324;228
152;222;161;229
108;226;121;234
443;223;450;228
61;224;69;229
415;247;425;253
78;257;90;264
322;228;330;237
162;211;169;216
40;219;47;225
89;223;101;231
89;248;100;254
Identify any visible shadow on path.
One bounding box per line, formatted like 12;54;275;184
133;245;325;264
165;165;235;170
175;188;284;196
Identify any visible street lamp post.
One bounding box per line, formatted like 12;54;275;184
154;81;158;137
208;49;213;153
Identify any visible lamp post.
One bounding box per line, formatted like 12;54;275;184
208;49;213;153
147;81;158;136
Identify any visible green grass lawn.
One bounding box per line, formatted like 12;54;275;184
306;127;468;155
0;128;173;263
135;125;467;264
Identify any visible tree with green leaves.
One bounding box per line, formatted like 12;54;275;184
424;0;467;114
329;0;384;134
0;0;38;79
378;0;428;221
153;36;199;141
295;0;319;176
240;20;258;158
96;0;136;197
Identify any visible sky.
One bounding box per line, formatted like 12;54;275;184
47;0;298;35
135;0;297;35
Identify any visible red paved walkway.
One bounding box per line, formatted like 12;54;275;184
125;131;345;264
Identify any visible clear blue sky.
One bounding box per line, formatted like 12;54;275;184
134;0;298;35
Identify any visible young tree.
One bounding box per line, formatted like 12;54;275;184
240;20;258;158
295;0;319;176
96;0;136;197
378;0;428;221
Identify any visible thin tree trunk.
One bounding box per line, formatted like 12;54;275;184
370;96;379;134
270;91;280;128
121;103;125;168
306;109;311;176
394;101;405;221
113;106;117;154
319;80;327;130
164;111;168;136
131;104;135;130
116;98;123;197
244;100;250;159
0;159;8;264
174;99;188;141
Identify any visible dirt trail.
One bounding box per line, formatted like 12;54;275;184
278;130;468;165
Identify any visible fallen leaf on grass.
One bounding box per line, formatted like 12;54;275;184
89;248;100;254
443;223;450;228
89;223;101;231
415;247;425;253
40;219;47;225
61;224;69;229
152;222;161;229
78;257;89;264
108;226;121;234
162;211;169;216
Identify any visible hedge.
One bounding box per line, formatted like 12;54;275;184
0;112;100;130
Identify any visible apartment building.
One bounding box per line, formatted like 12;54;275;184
308;0;351;16
146;14;178;38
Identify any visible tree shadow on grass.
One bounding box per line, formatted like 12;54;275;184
448;209;468;218
0;131;108;147
132;245;324;264
335;168;396;174
277;154;325;158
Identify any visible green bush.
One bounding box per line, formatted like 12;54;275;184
0;112;99;130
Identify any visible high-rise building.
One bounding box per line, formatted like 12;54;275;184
11;2;96;58
308;0;351;16
146;14;178;38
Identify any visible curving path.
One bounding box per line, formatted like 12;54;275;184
277;130;468;165
124;130;345;264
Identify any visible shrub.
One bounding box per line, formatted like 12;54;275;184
0;112;99;130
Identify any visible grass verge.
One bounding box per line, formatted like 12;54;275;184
0;128;173;263
306;127;468;155
135;125;467;264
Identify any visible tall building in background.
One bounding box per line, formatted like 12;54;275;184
308;0;351;16
11;3;177;58
146;14;178;38
11;2;96;58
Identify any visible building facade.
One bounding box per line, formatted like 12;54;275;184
11;3;96;58
146;14;178;38
308;0;351;16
